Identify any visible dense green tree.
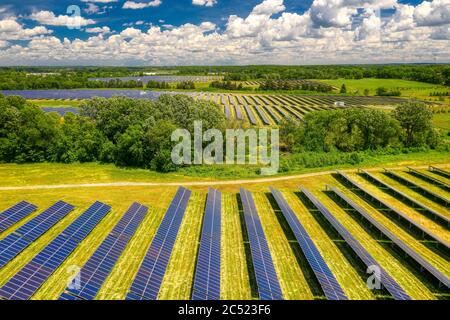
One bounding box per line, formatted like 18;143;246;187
393;102;435;147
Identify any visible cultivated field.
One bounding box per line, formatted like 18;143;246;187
0;164;449;300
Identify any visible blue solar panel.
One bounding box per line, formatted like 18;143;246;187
234;105;243;120
270;187;347;300
328;185;450;290
126;187;191;300
0;201;37;233
254;105;271;125
240;188;283;300
338;171;450;251
301;187;411;300
0;201;74;268
192;188;221;300
243;105;257;125
58;202;148;300
0;201;111;300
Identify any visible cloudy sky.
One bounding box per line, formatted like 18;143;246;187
0;0;448;65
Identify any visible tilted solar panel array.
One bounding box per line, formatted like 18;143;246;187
240;188;283;300
384;169;449;208
254;105;271;125
126;187;191;300
0;201;111;300
192;188;222;300
407;167;450;192
243;105;257;125
337;171;450;251
263;106;281;123
270;187;347;300
0;201;37;233
328;185;450;289
59;202;148;300
0;201;74;268
359;170;450;227
429;166;450;179
301;187;411;300
234;105;243;120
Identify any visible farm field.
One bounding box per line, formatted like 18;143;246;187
0;164;449;300
317;79;450;104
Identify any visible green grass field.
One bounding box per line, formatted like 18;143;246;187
433;113;450;130
316;79;450;103
0;162;449;300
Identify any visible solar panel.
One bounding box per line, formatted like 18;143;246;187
126;187;191;300
429;166;450;179
0;201;74;268
239;188;283;300
263;106;281;123
384;169;449;208
234;105;243;120
301;187;411;300
0;201;37;233
192;188;222;300
224;105;231;120
0;201;111;300
243;105;257;125
337;171;450;251
254;105;271;125
359;170;450;227
407;167;450;192
328;185;450;290
271;104;289;118
59;202;148;300
270;187;347;300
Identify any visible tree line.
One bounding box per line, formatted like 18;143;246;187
0;94;225;172
279;102;442;153
0;94;446;173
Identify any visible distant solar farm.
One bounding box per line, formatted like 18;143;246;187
0;166;449;300
1;90;403;124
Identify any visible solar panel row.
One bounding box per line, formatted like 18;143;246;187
243;105;257;125
337;171;450;251
0;201;38;233
240;188;283;300
328;185;450;290
126;187;192;300
301;187;411;300
0;201;75;268
407;167;450;192
0;201;111;300
359;170;450;227
192;188;222;300
59;202;148;300
384;169;449;208
270;187;348;300
429;166;450;179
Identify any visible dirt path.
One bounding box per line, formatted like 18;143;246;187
1;165;445;191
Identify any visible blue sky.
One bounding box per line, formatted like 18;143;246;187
0;0;448;65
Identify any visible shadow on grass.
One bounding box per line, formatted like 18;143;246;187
264;192;325;300
236;193;259;300
295;191;392;300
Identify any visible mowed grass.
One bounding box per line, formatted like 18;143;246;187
433;113;450;130
0;165;449;300
316;78;450;103
1;151;450;185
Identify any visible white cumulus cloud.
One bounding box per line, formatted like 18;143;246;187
123;0;162;9
29;10;96;27
192;0;218;6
